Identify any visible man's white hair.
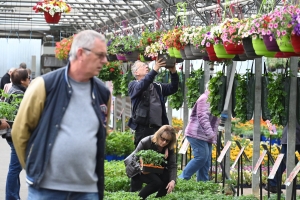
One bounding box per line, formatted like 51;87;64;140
69;30;106;61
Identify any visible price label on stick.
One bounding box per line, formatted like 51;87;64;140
252;150;267;174
268;154;284;179
284;161;300;186
178;138;190;154
217;141;231;163
231;147;245;169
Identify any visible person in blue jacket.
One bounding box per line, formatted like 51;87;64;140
128;59;179;191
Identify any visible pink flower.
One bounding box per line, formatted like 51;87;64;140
206;42;210;47
267;30;271;35
277;30;281;37
268;23;273;29
269;36;273;42
273;23;278;29
282;30;287;36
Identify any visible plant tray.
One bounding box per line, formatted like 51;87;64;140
142;165;164;174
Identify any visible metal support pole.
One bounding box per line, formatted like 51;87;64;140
252;58;262;196
286;56;298;200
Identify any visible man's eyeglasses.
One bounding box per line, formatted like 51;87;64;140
82;48;107;60
160;135;170;143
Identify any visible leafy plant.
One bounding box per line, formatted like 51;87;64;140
55;35;74;60
140;29;162;49
105;131;135;156
267;73;288;125
112;75;122;96
120;71;135;97
107;36;123;55
136;150;165;167
97;61;123;81
186;68;204;108
120;36;143;53
169;71;184;110
208;70;226;116
234;70;254;123
0;90;23;121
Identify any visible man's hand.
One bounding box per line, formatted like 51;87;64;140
0;119;10;130
166;180;175;193
153;57;166;72
168;65;177;74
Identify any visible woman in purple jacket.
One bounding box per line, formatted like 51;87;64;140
178;85;219;182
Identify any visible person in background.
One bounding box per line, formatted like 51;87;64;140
264;123;300;193
19;62;27;69
11;30;111;200
4;68;30;200
124;125;177;200
128;60;179;192
128;60;179;147
178;83;219;182
1;68;15;90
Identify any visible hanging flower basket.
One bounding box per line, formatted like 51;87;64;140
116;54;127;61
223;42;244;55
184;44;197;60
276;35;294;53
206;46;224;61
291;34;300;54
190;44;208;57
173;48;182;58
44;12;61;24
214;44;235;59
124;51;140;62
263;34;280;52
179;49;187;60
252;38;276;57
168;48;175;57
158;54;176;68
242;37;262;58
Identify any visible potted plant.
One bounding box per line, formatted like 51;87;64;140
55;35;74;61
179;26;199;59
33;0;71;24
291;7;300;53
189;26;209;58
136;149;165;174
97;61;123;82
0;91;22;136
119;36;143;61
162;27;184;58
220;18;245;55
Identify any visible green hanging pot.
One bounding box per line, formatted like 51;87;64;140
276;35;294;53
173;48;182;58
252;38;276;57
213;44;235;59
168;48;175;57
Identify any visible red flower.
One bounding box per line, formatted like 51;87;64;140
109;68;115;72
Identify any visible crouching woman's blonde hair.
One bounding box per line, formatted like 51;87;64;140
151;125;177;150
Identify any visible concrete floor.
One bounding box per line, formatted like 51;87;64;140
0;138;27;199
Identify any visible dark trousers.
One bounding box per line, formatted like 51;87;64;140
131;171;169;200
269;144;300;186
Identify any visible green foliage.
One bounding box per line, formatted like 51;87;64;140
0;90;23;121
98;61;122;81
121;71;135;97
267;73;287;125
136;149;165;166
234;70;254;123
105;191;140;199
186;68;204;108
169;71;184;110
105;131;135;156
208;70;225;116
155;69;169;83
140;29;162;49
107;36;123;55
121;36;143;53
112;75;122;96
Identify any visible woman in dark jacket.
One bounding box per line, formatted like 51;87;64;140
124;125;177;199
5;68;30;200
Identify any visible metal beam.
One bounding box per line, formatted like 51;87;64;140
123;0;150;31
108;0;139;34
0;1;145;6
139;0;167;30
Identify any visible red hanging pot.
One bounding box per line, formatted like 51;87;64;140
275;52;288;58
224;42;244;54
44;12;61;24
291;34;300;54
206;45;223;61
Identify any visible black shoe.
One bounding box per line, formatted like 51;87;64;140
264;184;283;193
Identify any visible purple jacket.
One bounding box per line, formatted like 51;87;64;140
185;91;219;144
